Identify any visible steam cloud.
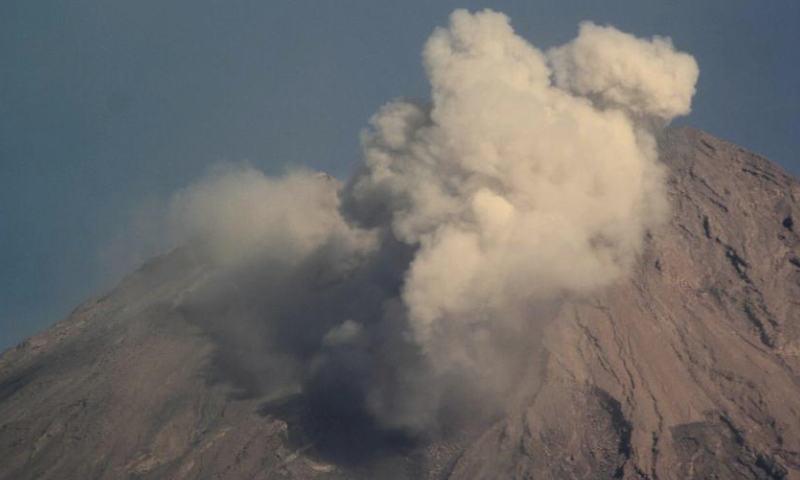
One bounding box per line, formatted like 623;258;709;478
163;10;698;436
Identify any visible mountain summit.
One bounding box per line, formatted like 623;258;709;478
1;127;799;479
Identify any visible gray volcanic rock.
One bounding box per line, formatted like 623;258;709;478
1;127;799;479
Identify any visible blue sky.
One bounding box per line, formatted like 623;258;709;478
1;0;798;351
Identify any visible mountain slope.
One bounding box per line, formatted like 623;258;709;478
447;127;800;479
1;127;799;479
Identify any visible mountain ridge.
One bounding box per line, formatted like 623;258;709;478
1;126;799;479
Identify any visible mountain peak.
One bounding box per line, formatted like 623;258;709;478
1;128;799;479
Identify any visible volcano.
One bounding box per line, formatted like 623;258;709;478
1;127;799;479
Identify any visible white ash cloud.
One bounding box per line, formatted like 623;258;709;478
322;320;364;347
547;21;699;120
168;165;376;269
160;9;698;435
346;11;694;422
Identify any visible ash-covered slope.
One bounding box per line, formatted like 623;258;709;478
447;128;800;480
1;127;800;479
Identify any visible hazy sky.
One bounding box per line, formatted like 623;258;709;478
1;0;798;351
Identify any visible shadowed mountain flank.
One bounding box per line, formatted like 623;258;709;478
1;127;799;479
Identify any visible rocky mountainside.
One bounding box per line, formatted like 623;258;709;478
1;127;799;479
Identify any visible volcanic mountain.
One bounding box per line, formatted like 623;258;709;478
1;127;800;479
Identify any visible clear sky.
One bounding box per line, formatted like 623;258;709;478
1;0;798;351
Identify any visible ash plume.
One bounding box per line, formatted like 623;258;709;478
157;9;698;437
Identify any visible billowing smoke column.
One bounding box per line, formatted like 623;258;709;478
167;9;698;435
